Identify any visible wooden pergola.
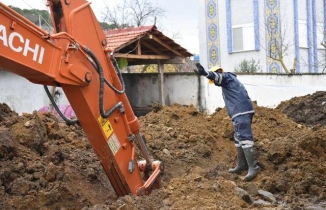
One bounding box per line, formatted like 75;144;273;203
104;25;193;105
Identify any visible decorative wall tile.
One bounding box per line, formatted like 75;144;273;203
206;0;220;68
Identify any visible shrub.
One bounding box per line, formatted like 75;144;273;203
234;58;262;73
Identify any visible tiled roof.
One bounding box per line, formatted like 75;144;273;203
104;26;154;52
103;25;193;58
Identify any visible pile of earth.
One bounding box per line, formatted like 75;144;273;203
0;91;326;210
276;91;326;127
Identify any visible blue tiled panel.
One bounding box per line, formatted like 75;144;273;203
206;0;220;68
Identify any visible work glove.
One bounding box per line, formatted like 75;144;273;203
195;63;208;76
195;63;216;80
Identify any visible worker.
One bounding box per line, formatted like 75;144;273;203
195;63;260;181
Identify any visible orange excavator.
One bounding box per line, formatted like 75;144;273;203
0;0;163;196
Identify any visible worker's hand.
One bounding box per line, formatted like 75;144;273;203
195;63;217;81
195;63;208;76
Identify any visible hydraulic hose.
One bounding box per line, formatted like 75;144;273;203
83;46;125;118
43;85;79;125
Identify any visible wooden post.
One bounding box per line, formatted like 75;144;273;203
157;60;164;105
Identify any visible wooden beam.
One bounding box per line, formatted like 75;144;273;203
128;57;186;65
140;40;162;54
137;42;141;55
128;57;186;66
157;60;165;105
114;53;171;60
147;34;185;58
160;57;185;64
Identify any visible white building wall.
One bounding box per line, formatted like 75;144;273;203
198;0;217;113
164;74;200;106
0;71;69;115
0;71;48;114
198;74;326;114
204;74;326;113
279;0;295;70
2;71;326;116
238;74;326;108
199;0;325;74
214;0;267;73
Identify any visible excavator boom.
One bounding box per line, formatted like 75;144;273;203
0;0;162;196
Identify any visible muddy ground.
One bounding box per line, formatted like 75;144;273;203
0;91;326;210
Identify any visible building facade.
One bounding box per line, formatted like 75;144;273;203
198;0;326;74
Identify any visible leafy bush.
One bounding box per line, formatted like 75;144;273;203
234;58;262;73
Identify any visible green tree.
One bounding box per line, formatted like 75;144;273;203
99;21;116;30
234;58;262;74
9;6;52;27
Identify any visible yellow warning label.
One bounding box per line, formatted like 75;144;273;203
98;116;114;138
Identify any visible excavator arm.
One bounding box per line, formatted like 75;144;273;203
0;0;163;196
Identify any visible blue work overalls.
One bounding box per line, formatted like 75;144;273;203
212;72;255;148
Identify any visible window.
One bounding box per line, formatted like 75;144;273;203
298;21;324;49
232;24;255;52
298;20;307;48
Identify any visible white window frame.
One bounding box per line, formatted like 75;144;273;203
232;23;255;52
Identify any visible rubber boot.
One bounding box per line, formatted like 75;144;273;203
243;146;261;181
228;147;248;174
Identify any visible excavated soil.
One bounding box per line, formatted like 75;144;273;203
1;91;326;210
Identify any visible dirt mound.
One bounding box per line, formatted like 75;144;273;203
0;105;115;209
277;91;326;127
1;92;326;209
